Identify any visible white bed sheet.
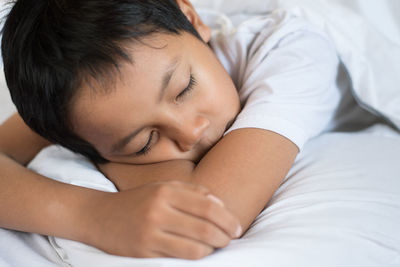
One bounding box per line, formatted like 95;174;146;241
191;0;400;45
19;124;400;267
0;0;400;266
1;125;400;267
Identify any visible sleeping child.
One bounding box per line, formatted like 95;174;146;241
0;0;373;260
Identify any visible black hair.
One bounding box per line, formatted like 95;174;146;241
1;0;202;163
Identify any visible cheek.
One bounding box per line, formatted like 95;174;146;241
202;75;240;116
149;138;180;159
115;138;183;164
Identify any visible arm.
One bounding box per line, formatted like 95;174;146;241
100;128;298;233
0;113;93;240
0;113;240;259
100;26;339;234
192;129;298;231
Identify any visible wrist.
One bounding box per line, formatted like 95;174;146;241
57;185;112;245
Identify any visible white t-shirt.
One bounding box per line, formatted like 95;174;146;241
208;10;342;150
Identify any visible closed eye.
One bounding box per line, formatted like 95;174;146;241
134;74;196;157
135;131;156;156
176;74;196;101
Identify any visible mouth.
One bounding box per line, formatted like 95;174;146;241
225;118;235;133
192;118;236;164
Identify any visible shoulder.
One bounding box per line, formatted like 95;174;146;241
209;9;338;89
216;10;342;150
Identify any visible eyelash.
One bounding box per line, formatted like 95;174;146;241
136;74;196;156
136;131;155;156
176;74;196;101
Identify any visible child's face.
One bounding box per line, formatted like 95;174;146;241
70;1;241;164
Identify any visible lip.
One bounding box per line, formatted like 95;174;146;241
225;118;235;133
193;118;236;163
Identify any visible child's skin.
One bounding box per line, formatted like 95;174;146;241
0;0;298;260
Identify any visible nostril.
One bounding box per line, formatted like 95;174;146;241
176;116;209;152
177;141;195;152
176;130;202;152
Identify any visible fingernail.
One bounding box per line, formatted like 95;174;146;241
206;194;224;207
235;225;242;238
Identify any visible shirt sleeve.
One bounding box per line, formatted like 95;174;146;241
225;21;341;150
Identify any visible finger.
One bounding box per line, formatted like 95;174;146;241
155;230;214;260
137;250;169;258
146;251;170;258
168;189;242;239
162;205;231;248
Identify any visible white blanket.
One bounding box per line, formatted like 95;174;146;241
2;125;400;266
24;124;400;267
1;0;400;266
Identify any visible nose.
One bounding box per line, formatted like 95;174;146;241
174;115;210;152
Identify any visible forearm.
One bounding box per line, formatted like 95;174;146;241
101;129;298;234
99;159;196;191
190;129;297;232
0;152;103;242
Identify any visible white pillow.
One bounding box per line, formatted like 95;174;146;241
27;124;400;267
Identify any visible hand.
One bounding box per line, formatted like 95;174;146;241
84;181;242;259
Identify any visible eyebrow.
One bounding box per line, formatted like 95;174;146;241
110;56;181;154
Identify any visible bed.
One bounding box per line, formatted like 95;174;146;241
0;0;400;266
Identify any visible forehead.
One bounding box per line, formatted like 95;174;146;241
76;32;193;97
69;32;199;143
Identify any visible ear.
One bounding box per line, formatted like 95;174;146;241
175;0;211;43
